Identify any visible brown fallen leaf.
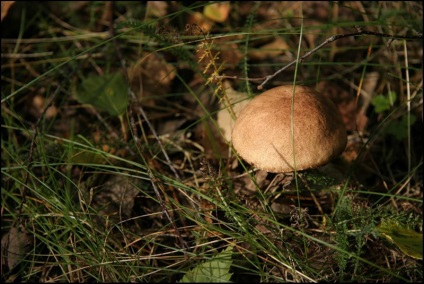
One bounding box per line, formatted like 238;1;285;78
1;224;33;271
87;175;140;223
357;71;379;129
248;37;290;61
146;1;168;19
217;81;251;142
129;52;176;104
1;1;15;22
186;11;213;33
317;81;368;132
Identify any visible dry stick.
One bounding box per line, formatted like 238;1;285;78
403;40;412;195
108;2;189;254
215;27;423;90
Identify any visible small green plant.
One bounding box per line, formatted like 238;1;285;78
371;91;397;113
371;90;417;141
385;114;417;141
75;72;129;117
328;194;423;281
179;245;234;283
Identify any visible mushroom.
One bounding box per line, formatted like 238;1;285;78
231;85;347;173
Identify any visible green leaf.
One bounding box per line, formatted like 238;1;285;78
69;150;105;165
376;220;423;259
371;91;397;113
179;245;234;283
76;72;129;116
386;114;416;141
67;136;107;165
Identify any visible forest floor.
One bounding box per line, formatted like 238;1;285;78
1;1;423;282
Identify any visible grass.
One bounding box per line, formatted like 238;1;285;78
1;1;423;282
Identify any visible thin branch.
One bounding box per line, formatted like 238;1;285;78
403;40;411;194
215;27;423;90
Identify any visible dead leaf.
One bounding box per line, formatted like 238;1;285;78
217;81;251;142
32;95;58;119
89;175;140;222
215;36;243;68
244;170;269;192
248;37;290;61
1;1;15;22
157;116;189;136
203;2;230;23
193;118;229;159
357;71;380;125
129;52;176;103
187;11;213;33
316;81;367;132
146;1;168;18
1;224;33;270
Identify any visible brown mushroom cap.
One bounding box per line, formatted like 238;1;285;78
231;85;347;173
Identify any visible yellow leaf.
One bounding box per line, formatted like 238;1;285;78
217;81;251;142
376;220;423;260
203;2;230;23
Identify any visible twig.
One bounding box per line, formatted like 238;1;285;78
403;40;411;194
215;26;423;90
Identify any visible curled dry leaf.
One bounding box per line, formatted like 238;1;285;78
187;11;213;33
357;71;380;126
86;175;140;224
248;37;290;61
217;81;251;142
146;1;168;19
316;81;367;132
1;224;33;270
243;170;269;193
129;52;176;104
215;36;243;68
1;1;15;22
